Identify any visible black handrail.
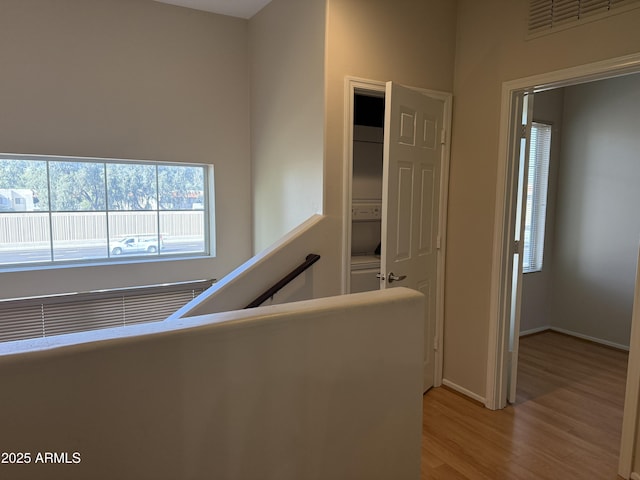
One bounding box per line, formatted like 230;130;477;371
244;253;321;308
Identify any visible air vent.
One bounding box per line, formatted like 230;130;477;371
528;0;640;35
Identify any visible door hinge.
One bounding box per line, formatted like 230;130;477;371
433;336;438;351
520;124;527;138
440;128;446;145
436;235;441;250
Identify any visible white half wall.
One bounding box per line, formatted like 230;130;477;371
170;214;336;317
0;288;425;480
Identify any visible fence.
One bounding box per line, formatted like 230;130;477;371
0;211;204;245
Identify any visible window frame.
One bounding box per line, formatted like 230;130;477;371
0;153;215;271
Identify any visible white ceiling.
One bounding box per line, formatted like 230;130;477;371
153;0;272;19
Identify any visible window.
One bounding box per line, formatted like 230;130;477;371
523;122;552;273
0;154;213;268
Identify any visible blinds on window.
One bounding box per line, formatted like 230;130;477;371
0;280;214;343
528;0;640;33
523;123;552;273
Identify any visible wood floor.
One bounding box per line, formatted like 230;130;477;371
421;331;629;479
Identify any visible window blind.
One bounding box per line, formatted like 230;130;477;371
528;0;640;33
523;123;552;273
0;280;214;343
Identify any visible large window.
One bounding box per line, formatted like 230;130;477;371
523;122;552;273
0;154;213;268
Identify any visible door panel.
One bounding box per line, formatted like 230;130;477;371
381;82;444;391
395;162;414;261
419;166;435;255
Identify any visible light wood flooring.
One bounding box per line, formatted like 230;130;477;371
421;331;629;479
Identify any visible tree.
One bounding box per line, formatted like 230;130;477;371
49;161;105;211
0;159;49;209
158;165;205;210
107;164;157;210
0;159;206;213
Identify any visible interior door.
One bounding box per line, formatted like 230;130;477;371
506;92;534;403
380;81;444;392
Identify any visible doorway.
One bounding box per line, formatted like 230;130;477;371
487;52;640;478
342;77;452;390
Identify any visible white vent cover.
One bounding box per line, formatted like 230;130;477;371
529;0;640;34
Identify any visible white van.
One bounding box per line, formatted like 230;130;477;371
110;234;163;255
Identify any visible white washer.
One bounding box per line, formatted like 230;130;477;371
350;255;381;293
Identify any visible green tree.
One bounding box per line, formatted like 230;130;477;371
49;161;105;211
158;165;205;210
0;159;49;209
107;164;157;210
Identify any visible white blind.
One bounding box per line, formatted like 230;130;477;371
0;280;214;343
523;123;552;273
528;0;640;33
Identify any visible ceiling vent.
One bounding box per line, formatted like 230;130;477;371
528;0;640;35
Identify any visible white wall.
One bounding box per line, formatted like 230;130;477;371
520;88;565;334
249;0;325;253
0;0;252;299
0;288;425;480
549;74;640;347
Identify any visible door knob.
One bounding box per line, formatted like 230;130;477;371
388;272;407;283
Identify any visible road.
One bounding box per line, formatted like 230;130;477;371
0;240;206;265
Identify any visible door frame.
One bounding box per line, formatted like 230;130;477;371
486;52;640;478
341;76;452;388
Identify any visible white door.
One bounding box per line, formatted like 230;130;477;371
506;92;534;403
380;82;444;391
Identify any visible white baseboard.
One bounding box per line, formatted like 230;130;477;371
550;326;630;351
518;325;630;351
441;379;486;405
519;326;551;337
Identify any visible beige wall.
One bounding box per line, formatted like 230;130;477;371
324;0;457;296
249;0;326;253
447;0;640;397
0;0;252;299
523;76;640;350
550;74;640;347
325;0;457;217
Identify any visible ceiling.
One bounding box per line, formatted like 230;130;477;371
153;0;272;19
